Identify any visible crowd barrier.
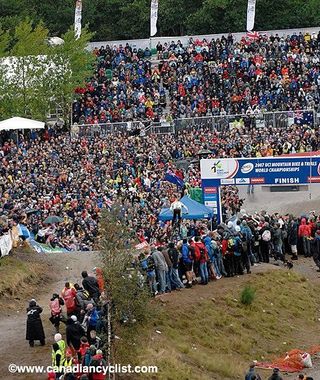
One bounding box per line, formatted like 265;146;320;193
71;109;317;137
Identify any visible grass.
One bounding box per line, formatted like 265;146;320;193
0;251;45;299
114;270;320;380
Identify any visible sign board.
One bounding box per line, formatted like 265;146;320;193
201;156;320;223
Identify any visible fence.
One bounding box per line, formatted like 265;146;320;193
71;109;317;137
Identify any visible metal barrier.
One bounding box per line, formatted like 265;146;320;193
72;109;316;137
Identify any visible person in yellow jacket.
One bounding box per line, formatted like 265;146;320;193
52;333;66;366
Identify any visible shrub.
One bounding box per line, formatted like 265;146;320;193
240;285;256;306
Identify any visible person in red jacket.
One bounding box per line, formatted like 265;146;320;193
61;283;77;316
194;237;209;285
298;218;311;257
90;349;107;380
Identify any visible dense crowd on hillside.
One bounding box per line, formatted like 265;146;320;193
1;120;320;250
72;31;320;124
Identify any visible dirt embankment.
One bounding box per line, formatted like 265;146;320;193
0;250;100;380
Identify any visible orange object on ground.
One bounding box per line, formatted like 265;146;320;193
256;346;320;373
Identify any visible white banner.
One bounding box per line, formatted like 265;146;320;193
0;233;13;258
74;0;83;39
247;0;256;32
150;0;159;37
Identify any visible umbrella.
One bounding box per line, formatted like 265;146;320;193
197;149;212;156
43;215;63;224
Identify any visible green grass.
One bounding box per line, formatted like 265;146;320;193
0;254;44;298
114;270;320;380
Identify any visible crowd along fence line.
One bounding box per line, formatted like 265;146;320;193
71;109;318;138
87;26;320;51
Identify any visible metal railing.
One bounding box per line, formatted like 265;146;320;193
71;109;317;137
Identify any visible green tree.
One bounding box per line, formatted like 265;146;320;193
0;19;94;122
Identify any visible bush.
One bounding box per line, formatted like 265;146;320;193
240;285;256;306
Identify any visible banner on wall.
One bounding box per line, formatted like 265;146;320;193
150;0;159;37
247;0;256;32
201;155;320;223
74;0;83;39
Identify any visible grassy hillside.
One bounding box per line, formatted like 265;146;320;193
115;269;320;380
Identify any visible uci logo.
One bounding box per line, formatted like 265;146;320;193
211;161;222;174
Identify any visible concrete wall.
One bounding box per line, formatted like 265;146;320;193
87;26;320;51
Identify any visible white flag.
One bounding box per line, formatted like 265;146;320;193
74;0;82;39
150;0;159;37
246;0;256;32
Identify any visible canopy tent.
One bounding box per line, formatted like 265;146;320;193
0;117;45;131
158;195;213;221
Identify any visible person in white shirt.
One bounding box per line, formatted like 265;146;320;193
170;198;188;225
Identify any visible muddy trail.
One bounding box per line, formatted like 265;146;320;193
0;251;99;380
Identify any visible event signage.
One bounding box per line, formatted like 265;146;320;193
247;0;256;31
201;156;320;223
150;0;159;37
74;0;82;39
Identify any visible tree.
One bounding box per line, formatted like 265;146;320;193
0;19;94;122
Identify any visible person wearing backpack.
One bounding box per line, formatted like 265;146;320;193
190;238;200;278
74;284;93;318
195;238;209;285
168;242;185;290
234;233;244;275
49;293;64;333
181;239;193;287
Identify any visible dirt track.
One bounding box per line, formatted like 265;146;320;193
1;251;320;379
0;251;99;380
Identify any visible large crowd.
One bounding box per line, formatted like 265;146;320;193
1;30;317;380
1;120;320;250
72;31;320;124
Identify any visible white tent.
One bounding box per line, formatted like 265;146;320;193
0;117;45;131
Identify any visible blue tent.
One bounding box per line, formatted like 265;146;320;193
158;195;213;221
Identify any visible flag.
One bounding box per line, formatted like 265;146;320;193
150;0;159;37
104;197;113;209
135;241;149;250
246;31;260;40
294;111;314;126
164;170;185;188
247;0;256;32
74;0;82;39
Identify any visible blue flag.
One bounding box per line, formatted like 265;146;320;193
164;171;185;188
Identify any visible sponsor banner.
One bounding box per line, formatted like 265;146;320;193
201;156;320;186
205;201;217;208
204;187;217;194
308;176;320;183
220;178;235;185
0;233;13;258
251;178;265;184
236;178;250;184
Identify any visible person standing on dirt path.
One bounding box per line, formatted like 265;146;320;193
61;282;77;316
245;363;261;380
268;368;283;380
81;271;100;303
26;299;45;347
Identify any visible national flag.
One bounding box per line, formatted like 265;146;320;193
294;111;313;126
164;170;185;188
246;31;260;40
103;197;113;209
